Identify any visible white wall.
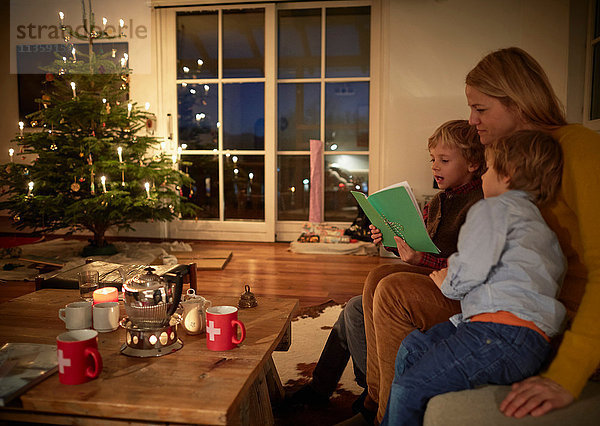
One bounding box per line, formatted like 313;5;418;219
378;0;570;199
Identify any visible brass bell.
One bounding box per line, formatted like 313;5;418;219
238;285;258;309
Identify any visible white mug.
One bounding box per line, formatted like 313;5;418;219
93;302;120;332
181;291;211;335
59;301;92;330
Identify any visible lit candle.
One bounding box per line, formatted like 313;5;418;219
119;18;124;36
70;81;76;97
72;47;76;61
171;153;177;165
160;141;166;151
102;17;107;32
18;121;24;136
117;146;123;163
9;148;14;162
92;287;118;305
144;102;150;111
101;175;107;193
27;181;34;196
144;182;150;198
127;103;132;118
120;57;126;67
59;11;64;25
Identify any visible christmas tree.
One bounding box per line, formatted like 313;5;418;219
0;5;198;255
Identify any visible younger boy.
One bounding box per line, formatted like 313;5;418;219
381;130;565;426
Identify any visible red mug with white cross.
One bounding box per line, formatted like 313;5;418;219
205;306;246;351
56;329;103;385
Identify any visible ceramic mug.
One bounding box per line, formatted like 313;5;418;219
93;302;120;332
59;301;92;330
205;306;246;351
56;329;103;385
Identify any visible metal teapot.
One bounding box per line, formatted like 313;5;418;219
120;266;183;328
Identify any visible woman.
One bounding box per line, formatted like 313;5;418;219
360;47;600;424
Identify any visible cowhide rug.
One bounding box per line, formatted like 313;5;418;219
272;300;363;425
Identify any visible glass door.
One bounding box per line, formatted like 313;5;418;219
155;2;375;242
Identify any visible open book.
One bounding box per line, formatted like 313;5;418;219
351;181;440;253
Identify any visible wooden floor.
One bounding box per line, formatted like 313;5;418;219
0;239;398;308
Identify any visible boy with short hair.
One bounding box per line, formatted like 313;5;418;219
290;120;486;421
381;130;565;426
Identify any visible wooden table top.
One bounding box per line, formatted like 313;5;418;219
0;289;298;425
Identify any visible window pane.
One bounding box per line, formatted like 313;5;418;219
178;83;218;150
224;155;264;220
223;9;264;78
223;83;264;150
325;154;369;221
278;83;320;150
177;12;218;79
278;9;321;79
325;82;369;151
180;155;219;219
326;7;370;78
278;155;310;221
591;43;600;120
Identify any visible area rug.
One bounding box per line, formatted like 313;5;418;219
272;301;363;425
0;238;192;281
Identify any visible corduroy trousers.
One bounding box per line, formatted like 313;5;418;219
362;263;461;422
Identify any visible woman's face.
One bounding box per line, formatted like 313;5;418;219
466;85;526;145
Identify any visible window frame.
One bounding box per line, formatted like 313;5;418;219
153;1;380;242
584;0;600;130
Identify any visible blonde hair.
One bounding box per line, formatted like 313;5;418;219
466;47;567;129
428;119;486;177
486;130;563;205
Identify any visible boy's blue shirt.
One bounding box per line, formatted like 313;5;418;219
442;190;566;337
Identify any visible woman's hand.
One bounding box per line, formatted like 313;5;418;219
394;236;424;265
499;376;574;418
369;225;383;245
429;268;448;289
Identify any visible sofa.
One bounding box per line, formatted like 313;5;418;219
424;381;600;425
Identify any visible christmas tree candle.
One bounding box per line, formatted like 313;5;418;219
101;176;107;193
145;182;150;198
117;146;123;163
18;121;24;137
9;148;14;162
70;82;76;98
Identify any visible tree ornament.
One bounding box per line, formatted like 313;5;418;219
45;73;54;82
71;182;81;192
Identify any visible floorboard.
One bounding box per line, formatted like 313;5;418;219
0;239;398;308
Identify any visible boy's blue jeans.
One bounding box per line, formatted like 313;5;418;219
381;321;551;426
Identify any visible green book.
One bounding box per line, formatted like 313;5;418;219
351;182;440;253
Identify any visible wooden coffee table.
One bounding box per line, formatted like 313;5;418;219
0;289;298;425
